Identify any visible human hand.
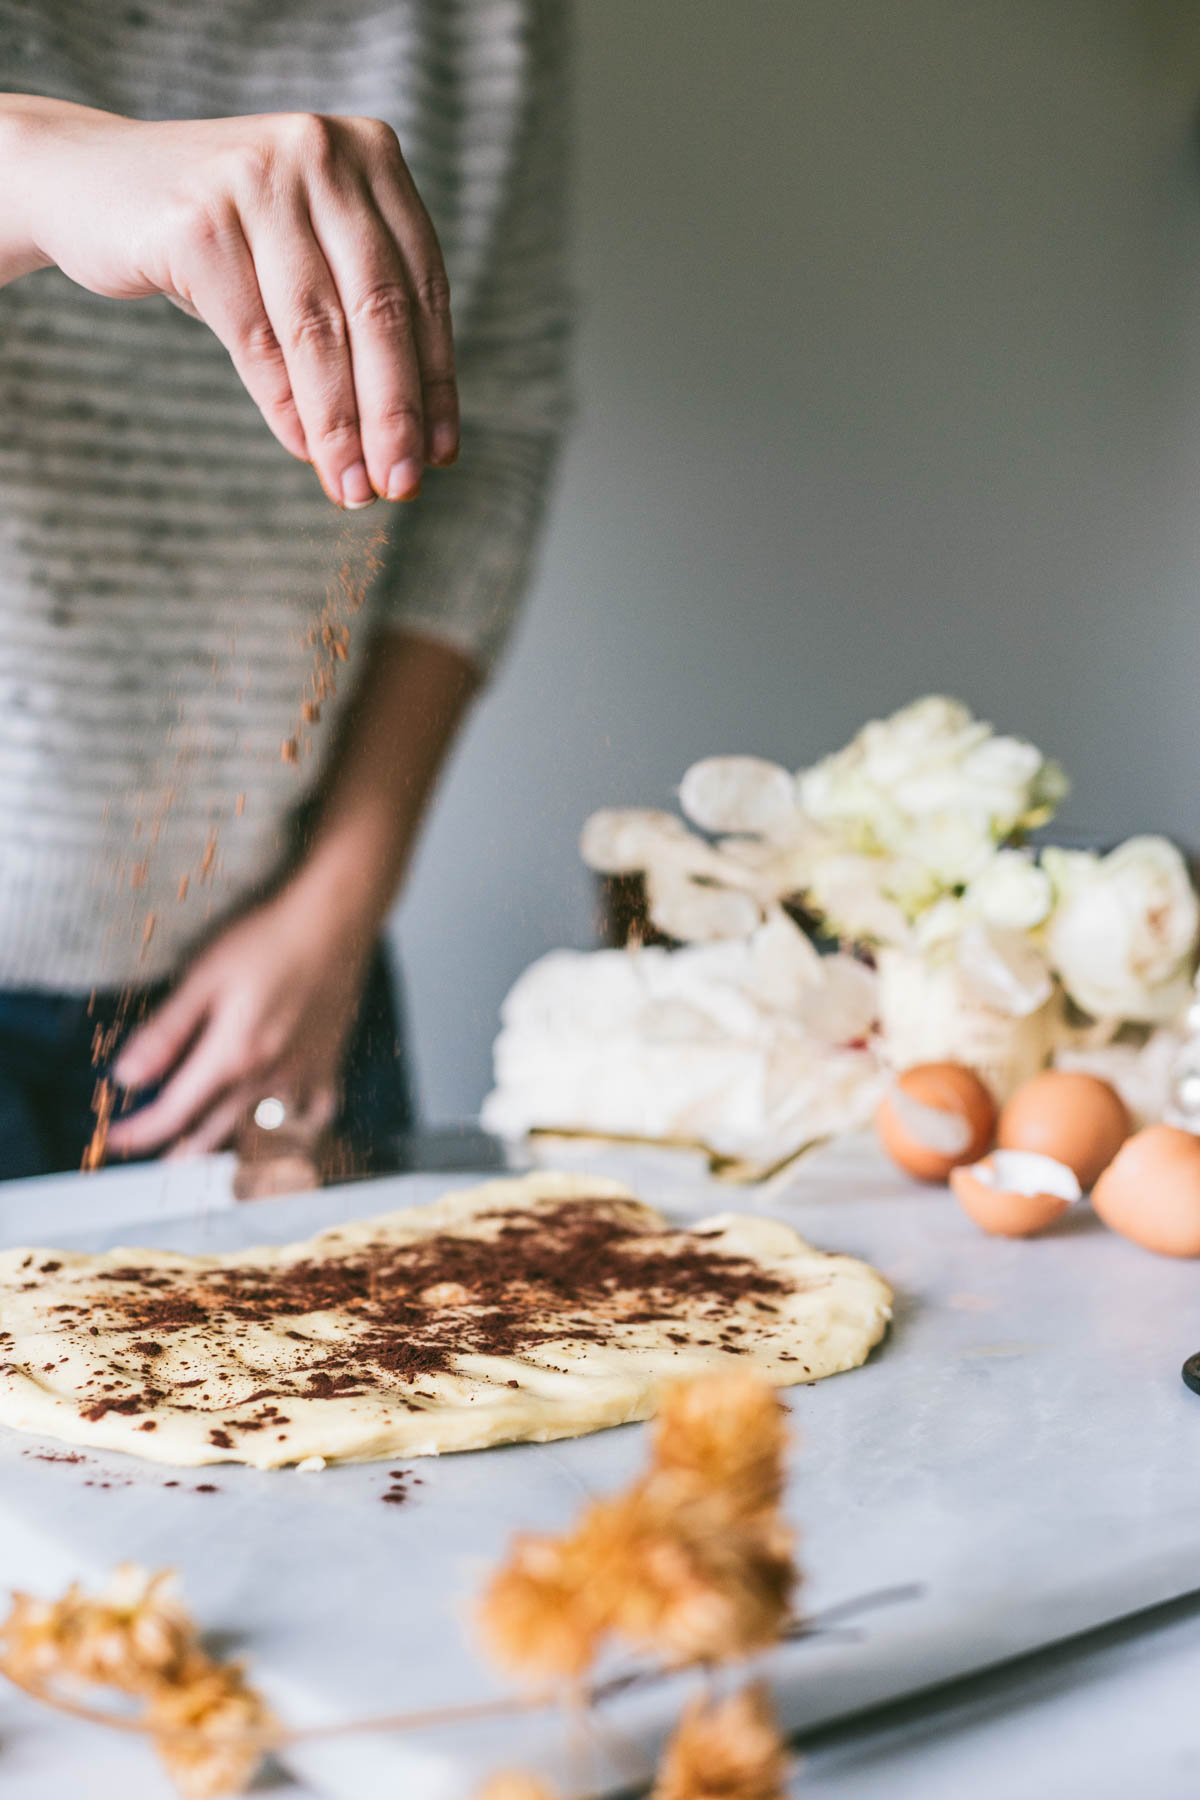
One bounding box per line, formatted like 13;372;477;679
108;885;375;1159
4;98;458;504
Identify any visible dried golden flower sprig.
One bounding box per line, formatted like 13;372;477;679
475;1775;562;1800
578;1480;795;1667
1;1372;809;1797
148;1655;275;1799
652;1682;791;1800
481;1531;601;1682
651;1368;788;1518
0;1563;275;1798
472;1680;791;1800
478;1369;800;1680
0;1563;195;1695
475;1681;791;1800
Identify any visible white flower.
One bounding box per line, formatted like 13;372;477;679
645;867;764;943
954;922;1055;1017
901;815;997;889
580;809;709;877
912;895;965;952
580;806;774;946
678;756;798;838
803;853;913;947
958;737;1066;833
875;942;1061;1097
1045;837;1200;1023
795;696;1066;865
483;932;884;1162
742;907;879;1041
906;862;1056;1015
799;698;970;825
963;850;1054;932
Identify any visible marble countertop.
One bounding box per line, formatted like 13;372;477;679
1;1133;1198;1797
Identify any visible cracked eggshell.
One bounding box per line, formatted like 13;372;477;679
997;1069;1130;1190
950;1150;1081;1238
1091;1124;1200;1257
875;1061;997;1182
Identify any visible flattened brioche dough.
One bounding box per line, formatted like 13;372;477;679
0;1173;891;1469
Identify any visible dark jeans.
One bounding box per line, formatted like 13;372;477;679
0;945;414;1182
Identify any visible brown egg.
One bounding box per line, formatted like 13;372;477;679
1091;1124;1200;1257
997;1070;1130;1190
875;1062;997;1183
950;1150;1081;1238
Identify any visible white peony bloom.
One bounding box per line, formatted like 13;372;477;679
804;852;914;947
901;815;997;889
954;921;1055;1017
963;850;1054;932
859;697;989;794
795;696;1066;874
483;933;885;1163
876;942;1061;1098
1045;836;1200;1023
742;907;879;1041
795;753;898;845
912;895;965;951
961;736;1068;832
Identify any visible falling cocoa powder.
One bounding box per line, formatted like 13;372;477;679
81;527;386;1171
82;1077;116;1173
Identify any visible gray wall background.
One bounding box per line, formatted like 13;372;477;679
394;0;1200;1123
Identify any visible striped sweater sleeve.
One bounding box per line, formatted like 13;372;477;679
372;0;573;670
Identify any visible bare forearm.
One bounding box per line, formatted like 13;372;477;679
0;95;71;282
289;629;481;948
0;94;142;282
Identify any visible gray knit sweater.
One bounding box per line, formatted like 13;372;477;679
0;0;571;992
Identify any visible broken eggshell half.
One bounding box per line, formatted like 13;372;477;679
875;1062;997;1182
950;1149;1082;1238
